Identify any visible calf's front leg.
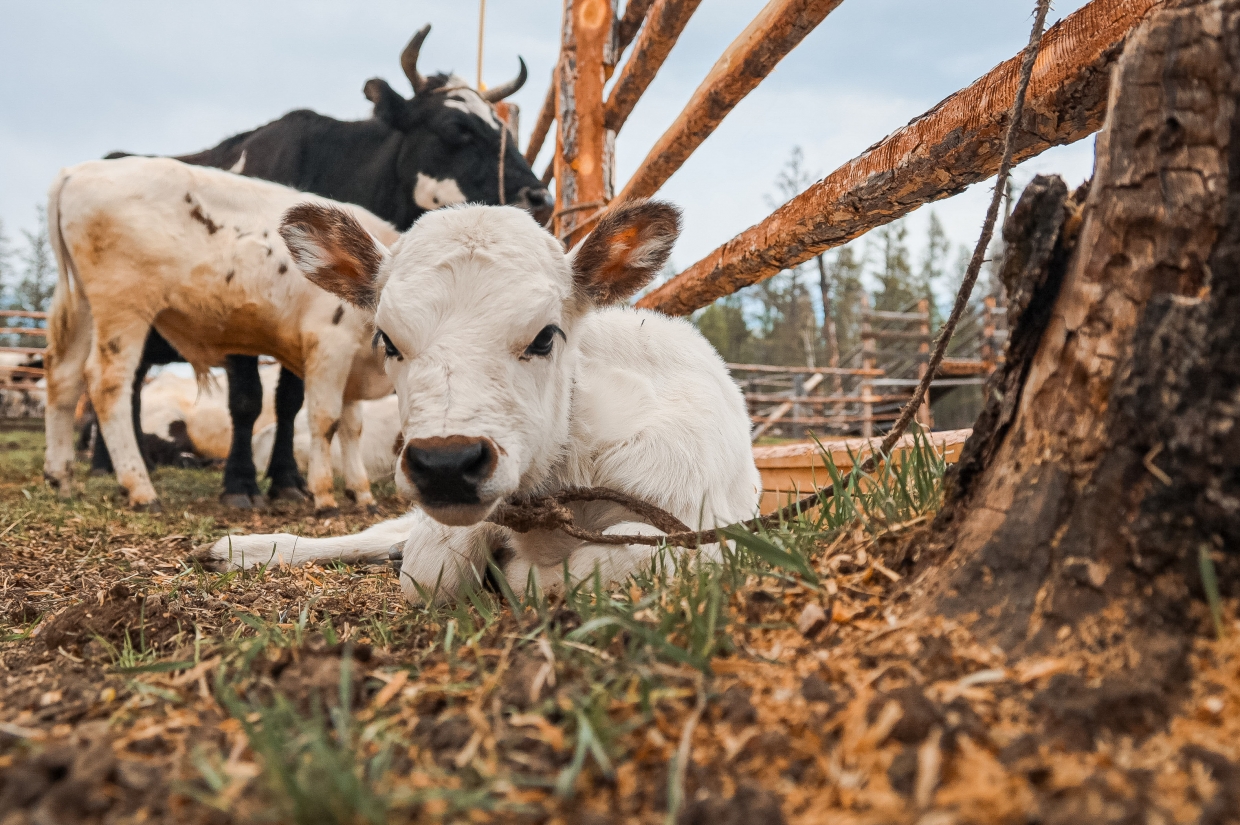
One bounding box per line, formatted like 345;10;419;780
336;400;376;511
302;355;351;515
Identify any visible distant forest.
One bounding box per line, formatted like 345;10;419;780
691;148;1008;369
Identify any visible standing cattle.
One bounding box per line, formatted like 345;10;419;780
45;157;398;513
95;24;550;508
203;201;762;602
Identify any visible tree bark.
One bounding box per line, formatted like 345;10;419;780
915;0;1240;743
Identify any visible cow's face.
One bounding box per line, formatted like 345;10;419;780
363;26;551;227
280;200;680;527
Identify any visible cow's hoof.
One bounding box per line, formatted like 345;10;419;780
271;486;308;503
387;543;403;573
220;493;254;510
366;503;380;515
314;506;340;519
134;500;163;514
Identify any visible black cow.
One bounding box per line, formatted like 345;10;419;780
91;25;551;509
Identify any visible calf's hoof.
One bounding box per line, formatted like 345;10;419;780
387;543;403;573
314;506;341;519
133;499;163;514
366;504;380;515
270;486;308;503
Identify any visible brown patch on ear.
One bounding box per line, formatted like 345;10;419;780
571;200;681;305
280;204;384;310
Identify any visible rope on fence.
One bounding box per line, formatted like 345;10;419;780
490;0;1053;549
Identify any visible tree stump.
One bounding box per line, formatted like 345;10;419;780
914;0;1240;744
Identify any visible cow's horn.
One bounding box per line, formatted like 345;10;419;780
401;24;432;96
481;57;528;102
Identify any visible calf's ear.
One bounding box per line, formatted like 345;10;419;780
280;204;388;311
569;200;681;305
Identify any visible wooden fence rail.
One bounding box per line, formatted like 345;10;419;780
636;0;1162;316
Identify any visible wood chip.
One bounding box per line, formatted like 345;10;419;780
798;603;828;637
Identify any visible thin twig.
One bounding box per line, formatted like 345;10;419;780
492;0;1053;550
865;0;1051;474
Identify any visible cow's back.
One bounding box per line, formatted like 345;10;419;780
56;157;397;373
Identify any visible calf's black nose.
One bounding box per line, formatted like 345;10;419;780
402;437;497;505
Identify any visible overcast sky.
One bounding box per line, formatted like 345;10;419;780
1;0;1096;285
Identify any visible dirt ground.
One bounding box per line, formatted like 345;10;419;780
1;425;1237;824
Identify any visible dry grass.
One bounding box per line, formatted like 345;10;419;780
1;425;1237;824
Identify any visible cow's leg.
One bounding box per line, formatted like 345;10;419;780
221;355;265;509
43;302;93;497
302;360;351;516
336;399;376;511
266;367;308;502
86;320;160;510
200;510;421;571
92;330;167;474
88;359;146;474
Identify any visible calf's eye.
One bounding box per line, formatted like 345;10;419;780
373;329;403;361
524;325;564;358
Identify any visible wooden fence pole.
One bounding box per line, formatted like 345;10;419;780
615;0;844;204
860;293;876;439
604;0;704;133
981;295;997;376
554;0;619;246
916;298;933;429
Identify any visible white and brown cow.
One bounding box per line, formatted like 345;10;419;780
204;200;762;601
44;156;396;513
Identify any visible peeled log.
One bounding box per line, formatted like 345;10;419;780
915;0;1240;744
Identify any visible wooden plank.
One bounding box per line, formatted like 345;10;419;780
861;309;926;322
746;393;908;405
604;0;704;133
524;77;557;165
0;310;49;319
638;0;1163;316
750;372;822;441
754;429;971;514
937;358;988;377
727;363;883;376
0;328;47;336
554;0;620;245
615;0;845;204
0;347;46;356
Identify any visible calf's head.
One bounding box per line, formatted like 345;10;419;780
363;25;551;225
280;200;680;526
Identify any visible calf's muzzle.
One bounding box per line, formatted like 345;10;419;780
402;436;497;506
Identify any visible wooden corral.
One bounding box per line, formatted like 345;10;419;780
0;310;47;392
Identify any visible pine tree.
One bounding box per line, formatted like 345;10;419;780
16;207;56;314
919;211;950;326
871;219;916;311
695;297;753;363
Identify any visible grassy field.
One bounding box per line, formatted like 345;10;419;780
1;425;1237;824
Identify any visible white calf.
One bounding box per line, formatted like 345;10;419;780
251;394;403;485
44;157;396;512
204;200;761;601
